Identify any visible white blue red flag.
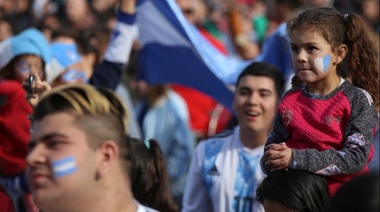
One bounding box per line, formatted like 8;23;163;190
135;0;249;111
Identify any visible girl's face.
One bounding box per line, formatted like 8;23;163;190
290;28;337;84
14;55;44;82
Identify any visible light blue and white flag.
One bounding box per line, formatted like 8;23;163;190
52;156;78;178
135;0;250;111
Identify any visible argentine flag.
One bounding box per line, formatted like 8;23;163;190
135;0;250;111
52;156;78;178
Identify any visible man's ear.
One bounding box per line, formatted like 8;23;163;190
96;140;119;179
335;44;348;64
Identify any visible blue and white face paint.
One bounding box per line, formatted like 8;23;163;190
16;60;32;74
61;69;88;83
314;55;331;73
52;156;78;178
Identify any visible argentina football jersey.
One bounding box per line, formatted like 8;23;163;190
183;127;266;212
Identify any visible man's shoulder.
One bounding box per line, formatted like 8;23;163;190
195;128;235;155
200;128;234;143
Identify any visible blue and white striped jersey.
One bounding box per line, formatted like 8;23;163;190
183;127;265;212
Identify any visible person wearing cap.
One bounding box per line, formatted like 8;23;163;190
0;27;51;211
47;37;89;87
0;28;51;82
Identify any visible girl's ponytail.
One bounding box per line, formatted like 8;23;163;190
344;14;379;111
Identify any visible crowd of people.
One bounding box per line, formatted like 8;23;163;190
0;0;379;211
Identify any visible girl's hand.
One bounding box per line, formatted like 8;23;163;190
22;74;51;107
264;143;293;172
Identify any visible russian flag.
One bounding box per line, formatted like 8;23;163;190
135;0;249;111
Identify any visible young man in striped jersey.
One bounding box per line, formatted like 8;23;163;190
182;62;285;212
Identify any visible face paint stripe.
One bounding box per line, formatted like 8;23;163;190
52;156;76;166
314;55;331;73
52;156;78;178
54;161;76;172
322;55;331;73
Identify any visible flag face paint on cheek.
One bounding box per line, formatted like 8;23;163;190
52;156;78;178
314;55;331;73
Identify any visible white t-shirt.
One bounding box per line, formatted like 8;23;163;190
182;127;265;212
135;200;158;212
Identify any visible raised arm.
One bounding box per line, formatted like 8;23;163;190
89;0;138;90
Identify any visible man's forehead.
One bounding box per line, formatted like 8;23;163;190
238;75;275;90
31;112;77;136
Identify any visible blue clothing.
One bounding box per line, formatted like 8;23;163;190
90;11;138;90
254;23;294;90
87;10;141;137
183;127;265;212
135;89;195;198
115;84;142;139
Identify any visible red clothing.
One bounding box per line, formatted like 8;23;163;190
281;89;368;194
266;81;377;195
170;84;217;137
0;79;32;176
0;186;15;212
171;27;232;138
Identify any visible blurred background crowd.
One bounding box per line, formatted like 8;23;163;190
0;0;378;139
0;0;379;211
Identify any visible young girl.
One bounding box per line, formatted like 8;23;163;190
261;7;379;195
129;137;178;212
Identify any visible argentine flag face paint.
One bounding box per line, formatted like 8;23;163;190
314;55;331;73
52;156;78;178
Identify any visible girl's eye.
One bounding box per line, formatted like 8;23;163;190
307;46;317;51
291;47;299;52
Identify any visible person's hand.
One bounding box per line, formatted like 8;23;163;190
119;0;135;13
264;143;293;172
22;74;51;107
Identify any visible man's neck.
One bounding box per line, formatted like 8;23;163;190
46;180;138;212
239;128;268;149
89;180;137;212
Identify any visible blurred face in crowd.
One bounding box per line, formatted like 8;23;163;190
176;0;196;24
233;76;277;135
14;55;44;82
65;0;88;22
362;0;379;23
14;0;30;13
26;112;98;211
0;19;13;42
129;79;150;100
0;0;14;14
